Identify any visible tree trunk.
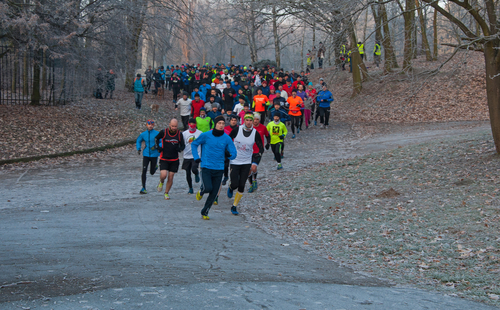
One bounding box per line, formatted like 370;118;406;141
402;0;415;72
348;23;362;96
124;0;145;91
30;50;41;105
433;8;438;60
416;0;432;61
23;51;28;97
362;9;369;43
272;6;281;68
371;4;383;43
42;49;47;90
380;0;398;72
484;43;500;153
300;24;305;71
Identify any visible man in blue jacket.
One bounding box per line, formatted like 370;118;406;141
316;84;334;129
191;115;236;220
136;120;160;194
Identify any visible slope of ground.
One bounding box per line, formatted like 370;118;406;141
0;91;176;161
308;51;489;123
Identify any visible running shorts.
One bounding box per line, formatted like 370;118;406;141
160;160;179;173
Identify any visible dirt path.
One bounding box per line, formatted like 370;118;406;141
0;120;496;309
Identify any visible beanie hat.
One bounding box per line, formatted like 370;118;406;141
214;115;225;124
211;83;216;87
244;113;254;120
273;111;281;118
253;112;261;120
200;107;206;112
212;104;218;109
188;118;196;124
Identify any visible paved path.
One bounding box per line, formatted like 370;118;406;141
1;121;496;309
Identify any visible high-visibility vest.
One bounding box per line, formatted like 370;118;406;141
357;43;364;54
347;51;351;62
340;45;346;55
374;43;381;56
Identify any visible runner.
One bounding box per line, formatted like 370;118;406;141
266;111;287;170
155;119;185;200
182;118;202;194
136;120;160;194
252;88;270;124
270;101;290;158
287;89;303;139
227;113;264;215
222;115;239;185
192;115;236;220
247;112;270;193
196;107;213;132
175;91;192;130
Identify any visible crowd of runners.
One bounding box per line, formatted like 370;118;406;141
136;63;334;219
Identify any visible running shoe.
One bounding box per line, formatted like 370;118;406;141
196;190;203;201
231;206;239;215
292;134;296;139
214;196;219;205
140;188;147;194
315;121;317;126
195;174;200;183
221;176;229;186
188;188;194;194
202;215;210;220
325;125;329;129
157;181;163;192
248;184;254;193
277;163;283;170
320;124;324;129
281;153;285;158
164;193;170;200
297;128;300;133
253;180;258;191
227;187;234;198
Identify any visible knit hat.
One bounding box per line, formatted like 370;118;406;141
214;115;225;124
211;104;218;109
273;111;281;118
253;112;261;120
211;83;216;87
200;107;206;112
244;113;254;120
188;118;196;124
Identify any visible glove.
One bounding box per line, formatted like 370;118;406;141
265;144;270;150
137;150;141;155
156;146;163;152
279;134;285;140
225;150;231;158
195;158;201;164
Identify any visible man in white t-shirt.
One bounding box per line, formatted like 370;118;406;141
182;118;202;194
175;91;192;130
226;113;264;215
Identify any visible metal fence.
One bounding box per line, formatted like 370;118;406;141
0;46;94;105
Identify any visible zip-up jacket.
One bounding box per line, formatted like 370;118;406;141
136;129;160;157
191;130;237;170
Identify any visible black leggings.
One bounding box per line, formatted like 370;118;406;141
181;115;189;131
142;156;158;188
200;168;224;216
318;107;331;125
173;86;181;101
290;115;301;134
271;143;283;163
183;159;199;189
230;164;252;193
224;158;230;178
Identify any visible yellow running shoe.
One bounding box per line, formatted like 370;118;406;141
164;193;170;200
213;197;218;205
196;190;203;201
157;181;163;192
202;215;210;220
